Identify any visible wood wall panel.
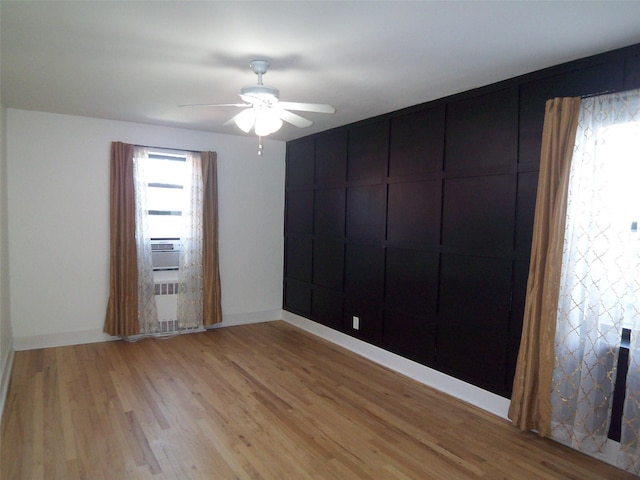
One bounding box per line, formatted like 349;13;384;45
438;254;512;333
286;139;314;188
344;244;385;302
438;327;508;392
387;180;440;246
383;310;436;365
445;87;518;174
286;189;314;234
385;248;438;316
284;279;311;315
441;175;516;253
438;254;512;392
315;131;348;186
311;286;343;330
343;244;385;343
313;238;344;290
515;171;539;254
283;43;640;398
389;106;444;179
314;187;345;237
624;53;640;90
285;236;312;282
347;121;389;182
346;184;386;243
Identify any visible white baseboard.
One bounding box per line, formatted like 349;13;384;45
11;309;284;351
13;329;118;351
1;346;15;423
281;311;510;420
214;309;282;328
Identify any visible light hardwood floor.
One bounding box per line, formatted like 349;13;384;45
1;321;635;479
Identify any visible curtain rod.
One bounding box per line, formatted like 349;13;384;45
579;88;640;99
133;143;202;154
581;89;614;99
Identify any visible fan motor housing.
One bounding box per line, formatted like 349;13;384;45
241;84;279;101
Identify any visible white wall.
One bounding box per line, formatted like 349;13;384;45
6;109;285;349
1;103;15;417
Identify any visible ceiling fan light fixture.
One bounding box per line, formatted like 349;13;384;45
234;108;256;133
254;108;283;136
181;58;335;153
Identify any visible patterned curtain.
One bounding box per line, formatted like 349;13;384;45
133;148;160;334
550;89;640;473
177;152;204;330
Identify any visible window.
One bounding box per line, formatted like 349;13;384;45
141;152;190;273
595;123;640;331
133;147;206;332
104;141;222;338
145;152;188;240
550;91;640;472
591;122;640;443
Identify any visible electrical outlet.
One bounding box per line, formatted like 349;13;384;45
352;316;360;330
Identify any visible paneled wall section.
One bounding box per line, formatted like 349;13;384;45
284;43;640;397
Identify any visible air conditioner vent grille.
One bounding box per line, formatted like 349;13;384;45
152;243;175;251
155;282;180;296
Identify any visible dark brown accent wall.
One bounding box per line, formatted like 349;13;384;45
283;43;640;398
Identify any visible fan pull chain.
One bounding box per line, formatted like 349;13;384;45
257;136;264;156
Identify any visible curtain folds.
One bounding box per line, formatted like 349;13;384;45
104;143;222;337
133;148;159;334
177;152;204;329
201;151;222;326
104;142;139;337
508;97;581;435
510;91;640;474
550;90;640;473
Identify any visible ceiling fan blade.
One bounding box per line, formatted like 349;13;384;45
278;109;313;128
277;101;335;114
178;103;250;108
224;111;246;126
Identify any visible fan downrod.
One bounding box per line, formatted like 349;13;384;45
249;60;270;84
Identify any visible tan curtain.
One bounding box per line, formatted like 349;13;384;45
201;151;222;326
104;142;139;337
508;97;581;435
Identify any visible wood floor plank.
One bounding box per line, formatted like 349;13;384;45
1;321;636;479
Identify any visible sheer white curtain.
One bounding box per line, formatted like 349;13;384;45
550;89;640;473
177;152;204;330
133;147;159;334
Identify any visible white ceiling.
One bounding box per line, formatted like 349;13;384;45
3;1;640;142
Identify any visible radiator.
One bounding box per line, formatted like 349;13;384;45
152;273;203;335
154;280;180;334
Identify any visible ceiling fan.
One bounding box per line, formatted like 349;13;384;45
180;59;336;140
